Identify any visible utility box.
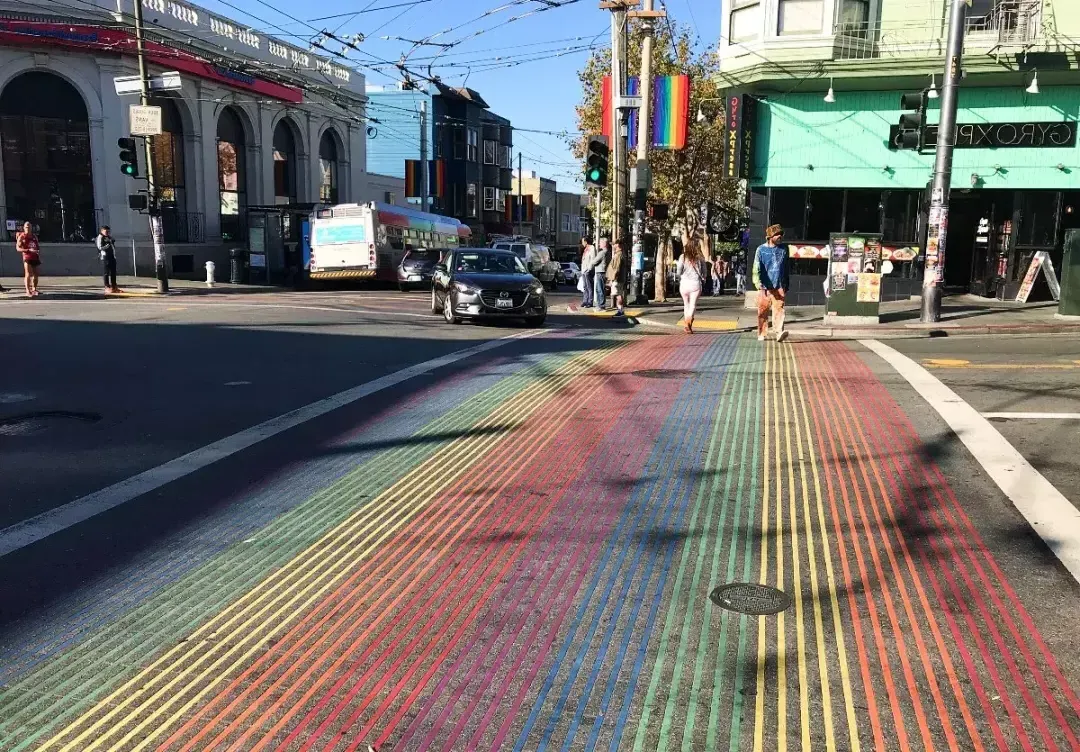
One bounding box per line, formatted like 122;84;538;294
1061;229;1080;318
825;233;884;325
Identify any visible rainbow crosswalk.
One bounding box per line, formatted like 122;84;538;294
1;332;1078;750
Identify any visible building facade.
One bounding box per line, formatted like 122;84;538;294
366;82;514;242
556;191;585;250
718;0;1080;300
0;0;368;278
510;170;557;244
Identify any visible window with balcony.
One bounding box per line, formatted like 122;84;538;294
484;139;497;165
484;186;496;211
778;0;824;35
837;0;870;32
729;0;761;43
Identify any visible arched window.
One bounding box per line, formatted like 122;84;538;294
150;98;192;241
273;119;297;205
217;106;246;241
319;130;338;203
0;72;95;242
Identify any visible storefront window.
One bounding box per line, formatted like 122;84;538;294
806;189;843;240
882;190;920;242
844;190;881;234
0;71;95;242
1017;191;1058;247
217;106;247;241
769;189;807;239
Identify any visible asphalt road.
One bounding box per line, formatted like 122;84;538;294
1;291;1078;751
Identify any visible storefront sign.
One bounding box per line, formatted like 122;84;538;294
889;121;1077;150
1016;251;1061;303
722;94;755;180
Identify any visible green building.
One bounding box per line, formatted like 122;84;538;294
718;0;1080;302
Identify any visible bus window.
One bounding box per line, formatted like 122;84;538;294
511;244;527;258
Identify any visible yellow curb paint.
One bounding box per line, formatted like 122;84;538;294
924;359;971;367
677;319;738;331
925;360;1078;370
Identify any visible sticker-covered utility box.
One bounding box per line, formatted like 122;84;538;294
825;233;883;325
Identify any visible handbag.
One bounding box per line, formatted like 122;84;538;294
576;274;586;292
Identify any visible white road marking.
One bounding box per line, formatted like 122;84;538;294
0;393;35;404
0;330;542;558
224;381;252;387
864;340;1080;585
982;412;1080;420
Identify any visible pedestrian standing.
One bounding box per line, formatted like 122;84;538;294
713;255;727;296
16;221;40;297
607;237;627;317
96;225;121;294
735;254;747;296
676;233;706;334
753;224;790;342
579;237;596;308
593;237;609;310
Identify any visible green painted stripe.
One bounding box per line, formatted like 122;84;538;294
0;341;625;749
716;341;764;752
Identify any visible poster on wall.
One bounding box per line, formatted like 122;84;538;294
857;273;882;303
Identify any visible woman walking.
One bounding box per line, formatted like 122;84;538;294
16;221;40;297
676;234;705;333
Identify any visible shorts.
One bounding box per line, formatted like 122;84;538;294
611;281;624;297
23;257;40;268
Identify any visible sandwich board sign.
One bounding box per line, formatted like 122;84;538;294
1015;251;1061;303
129;105;162;137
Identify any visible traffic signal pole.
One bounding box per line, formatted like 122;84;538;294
132;0;168;292
629;0;657;306
921;0;967;323
609;5;624;243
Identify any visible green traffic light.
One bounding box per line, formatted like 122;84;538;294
588;169;602;181
122;164;136;176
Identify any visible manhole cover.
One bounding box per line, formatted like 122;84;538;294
710;583;792;615
0;411;102;437
634;369;697;379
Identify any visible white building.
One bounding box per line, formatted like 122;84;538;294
0;0;370;277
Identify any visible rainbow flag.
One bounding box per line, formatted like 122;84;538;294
429;160;446;199
404;160;423;198
604;74;689;150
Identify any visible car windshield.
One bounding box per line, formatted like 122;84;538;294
406;248;441;261
455;252;529;275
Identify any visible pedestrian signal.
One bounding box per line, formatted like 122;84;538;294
585;135;609;188
118;137;139;177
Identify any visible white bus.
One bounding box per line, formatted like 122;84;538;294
304;202;472;282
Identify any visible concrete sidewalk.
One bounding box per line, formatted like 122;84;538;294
564;293;1080;338
0;275;270;299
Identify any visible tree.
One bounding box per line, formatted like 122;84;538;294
572;19;740;300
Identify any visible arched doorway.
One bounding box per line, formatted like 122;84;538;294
273;119;298;205
0;71;95;242
150;98;191;241
318;130;339;203
217;106;246;241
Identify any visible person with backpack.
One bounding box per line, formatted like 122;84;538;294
96;225;121;294
676;233;706;333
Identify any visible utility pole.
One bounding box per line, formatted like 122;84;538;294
419;101;429;212
609;4;625;243
517;151;523;237
922;0;967;323
132;0;167;292
629;0;662;305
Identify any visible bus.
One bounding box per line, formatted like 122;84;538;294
304;202;472;282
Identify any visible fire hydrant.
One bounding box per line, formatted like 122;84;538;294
205;260;216;288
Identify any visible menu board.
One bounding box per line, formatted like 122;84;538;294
1016;251;1061;303
826;233;883;321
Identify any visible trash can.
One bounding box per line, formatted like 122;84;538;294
229;248;248;285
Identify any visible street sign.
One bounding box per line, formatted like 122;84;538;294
618;96;642;110
129;105;162;136
113;71;182;96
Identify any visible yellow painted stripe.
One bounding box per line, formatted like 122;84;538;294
924;361;1079;370
773;343;788;750
309;270;377;279
42;343;623;752
676;319;738;331
587;309;644;318
753;343;772;752
783;344;861;751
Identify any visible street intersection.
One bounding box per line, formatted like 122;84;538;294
0;292;1078;751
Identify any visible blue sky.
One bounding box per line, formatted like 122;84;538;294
200;0;719;189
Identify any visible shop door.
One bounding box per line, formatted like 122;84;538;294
945;194;982;289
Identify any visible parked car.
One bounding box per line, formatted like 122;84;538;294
560;262;581;285
431;247;547;327
396;247;443;291
490;239;560;291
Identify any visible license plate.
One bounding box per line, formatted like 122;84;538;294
408;274;422;282
495;298;514;309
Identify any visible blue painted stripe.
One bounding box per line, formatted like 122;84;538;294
0;345;572;685
512;335;736;752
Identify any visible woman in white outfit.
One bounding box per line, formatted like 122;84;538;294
676;235;705;333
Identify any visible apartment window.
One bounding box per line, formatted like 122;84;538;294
562;213;572;232
467;128;479;162
484;139;497;165
496;189;507;211
467;182;477;217
499;145;512;168
729;0;761;43
434;125;443;158
778;0;823;35
484;186;496;211
837;0;870;31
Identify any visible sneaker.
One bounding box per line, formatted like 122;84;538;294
757;334;766;342
613;310;625;318
777;330;789;342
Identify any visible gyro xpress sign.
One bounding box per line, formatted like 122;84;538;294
888;121;1077;150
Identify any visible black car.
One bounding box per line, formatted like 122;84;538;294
397;248;443;291
431;248;547;326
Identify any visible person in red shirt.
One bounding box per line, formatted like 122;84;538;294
16;221;41;297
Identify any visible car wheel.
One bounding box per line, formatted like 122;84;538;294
398;282;409;292
431;287;441;314
443;292;461;324
526;315;546;328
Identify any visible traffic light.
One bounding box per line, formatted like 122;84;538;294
897;92;928;151
118;137;139;177
585;135;609;188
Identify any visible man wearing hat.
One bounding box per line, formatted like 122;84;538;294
752;224;790;342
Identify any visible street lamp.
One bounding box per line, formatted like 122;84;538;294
696;97;724;124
